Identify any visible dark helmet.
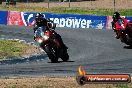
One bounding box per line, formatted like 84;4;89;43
35;13;44;23
112;12;120;21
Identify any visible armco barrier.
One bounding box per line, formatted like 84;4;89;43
4;10;132;29
0;11;8;25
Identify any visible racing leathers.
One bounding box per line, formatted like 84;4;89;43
33;18;67;49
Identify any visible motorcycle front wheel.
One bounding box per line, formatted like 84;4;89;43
44;45;58;63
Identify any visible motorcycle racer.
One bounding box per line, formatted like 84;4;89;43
33;13;67;49
112;12;132;39
33;13;49;33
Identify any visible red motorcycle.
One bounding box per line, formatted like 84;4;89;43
34;27;69;63
115;18;132;46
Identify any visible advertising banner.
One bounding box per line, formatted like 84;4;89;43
106;16;113;29
7;11;25;26
7;11;108;29
21;12;36;26
0;11;8;25
7;11;37;26
5;11;132;29
44;13;107;29
125;16;132;22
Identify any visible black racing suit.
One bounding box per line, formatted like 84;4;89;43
111;18;118;31
111;18;120;39
33;18;67;49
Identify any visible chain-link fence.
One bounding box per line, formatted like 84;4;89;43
3;0;132;9
2;0;132;15
14;0;131;10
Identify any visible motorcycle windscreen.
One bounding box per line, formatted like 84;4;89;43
117;19;124;26
35;26;46;37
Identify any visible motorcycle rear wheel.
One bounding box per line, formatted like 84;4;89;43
61;52;69;62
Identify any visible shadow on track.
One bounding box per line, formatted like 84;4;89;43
123;45;132;49
0;54;47;65
48;60;75;63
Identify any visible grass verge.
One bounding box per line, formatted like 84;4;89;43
0;40;40;60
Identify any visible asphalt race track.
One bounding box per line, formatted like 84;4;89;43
0;25;132;77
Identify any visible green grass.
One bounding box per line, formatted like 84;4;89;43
0;40;32;59
34;85;48;88
9;85;17;88
113;84;129;88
